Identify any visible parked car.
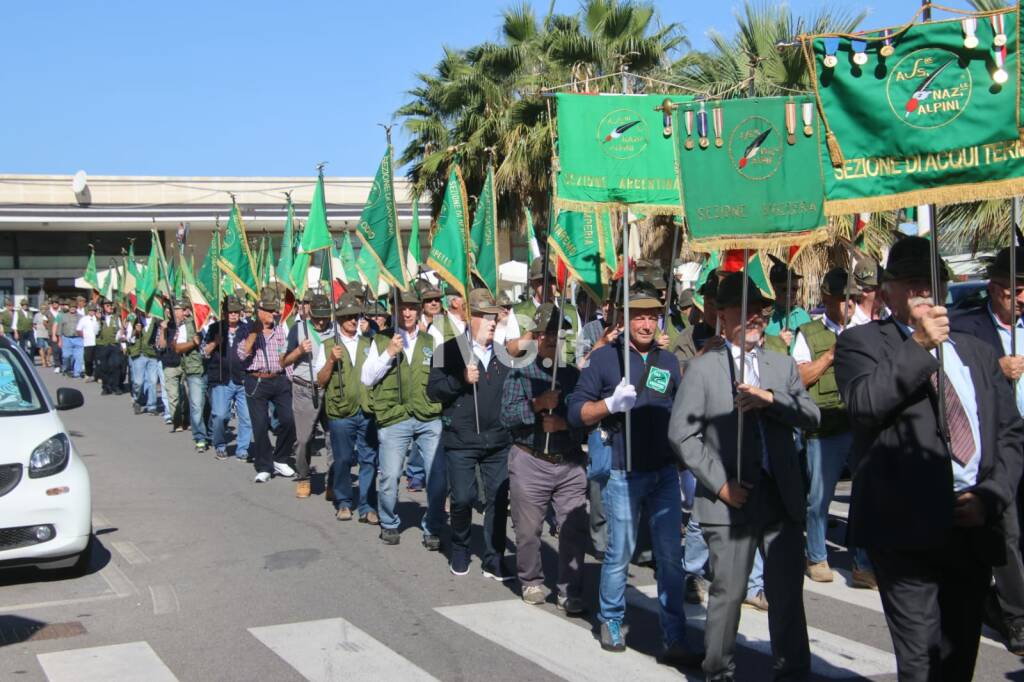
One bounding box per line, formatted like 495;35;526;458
0;335;91;572
947;279;989;312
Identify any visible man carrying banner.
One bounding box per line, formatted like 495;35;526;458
670;272;819;680
282;293;332;498
171;298;210;451
792;268;875;589
204;296;252;462
835;237;1024;681
950;246;1024;654
362;287;445;548
568;282;698;665
94;299;125;395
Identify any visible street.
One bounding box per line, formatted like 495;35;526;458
1;370;1022;682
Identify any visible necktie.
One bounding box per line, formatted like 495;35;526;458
931;370;976;466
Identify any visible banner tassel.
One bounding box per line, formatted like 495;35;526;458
825;131;844;168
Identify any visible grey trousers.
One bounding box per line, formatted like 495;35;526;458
291;378;329;480
163;365;185;427
509;445;588;599
701;477;809;681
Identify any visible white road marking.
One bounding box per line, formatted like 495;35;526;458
149;584;179;615
249;617;440;682
631;584;897;678
111;540;151;565
37;641;178;682
436;599;697;681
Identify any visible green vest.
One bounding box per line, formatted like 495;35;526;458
513;299;579;364
764;333;789;355
664;311;687;346
179;320;205;375
370;332;442;428
798;320;849;438
324;335;373;419
96;316;119;346
0;311;11;332
437;314;462;343
15;309;32;333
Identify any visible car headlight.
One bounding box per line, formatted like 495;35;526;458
29;434;70;478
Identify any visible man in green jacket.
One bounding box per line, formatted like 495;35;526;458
361;288;445;549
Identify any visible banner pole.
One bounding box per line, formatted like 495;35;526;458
736;249;750;486
927;204;950;443
664;222;680;332
544;280;567;454
622;210;632;473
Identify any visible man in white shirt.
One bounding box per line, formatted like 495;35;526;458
426;290;467;348
77;304;100;381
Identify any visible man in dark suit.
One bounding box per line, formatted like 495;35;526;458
950;246;1024;653
670;272;820;681
835;237;1024;681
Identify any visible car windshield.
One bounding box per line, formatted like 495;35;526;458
0;347;45;415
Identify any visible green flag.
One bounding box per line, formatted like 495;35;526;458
407;199;421;278
555;93;694;215
262;237;275;287
677;96;829;251
691;252;720;311
83;247;100;291
469;163;500;296
427;166;471;299
137;235;166;320
340;231;360;283
99;270;112;300
126;243;140;281
218;202;259;299
548;211;606;303
355;244;381;293
197;231;221;305
289;252;311;300
525;208;542;262
298;171;332;254
597;210;617;281
277;198;296;289
356;146;407;289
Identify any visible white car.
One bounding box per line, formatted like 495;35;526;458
0;336;91;572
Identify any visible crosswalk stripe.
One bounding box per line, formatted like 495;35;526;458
435;599;697;681
630;584;897;678
37;641;178;682
249;617;440;682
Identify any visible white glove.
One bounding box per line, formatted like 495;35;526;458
604;379;637;414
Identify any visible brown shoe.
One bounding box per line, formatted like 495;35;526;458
806;560;833;583
336;507;353;521
742;590;769;611
325;486;334;502
360;511;380;526
295;480;311;499
851;567;879;590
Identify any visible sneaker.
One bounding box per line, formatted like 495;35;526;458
449;549;471;576
406;477;425;492
522;585;546;605
133;404;143;415
657;640;704;668
336;507;353;521
380;528;400;545
235;454;248;462
359;511;380;525
273;461;295;477
295;480;311;498
163;417;173;425
806;559;833;583
1008;620;1024;656
600;620;627;652
195;441;208;452
743;590;769;611
215;450;229;461
253;471;271;483
685;575;707;605
52;367;60;374
556;594;586;615
422;534;441;551
851;567;878;590
482;559;515;582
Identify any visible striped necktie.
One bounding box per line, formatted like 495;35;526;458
932;370;976;466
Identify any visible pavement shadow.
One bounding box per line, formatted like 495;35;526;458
0;534;111;587
0;614;49;646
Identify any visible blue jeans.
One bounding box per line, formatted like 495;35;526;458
805;432;871;569
405;438;426;483
62;336;84;376
140;357;161;412
747;550;764;599
209;381;252;458
600;466;686;646
160;365;171;420
329;411;378;516
185;373;209;444
377;418;444;534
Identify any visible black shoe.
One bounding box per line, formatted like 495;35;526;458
380;529;400;545
449;549;471;576
133;404;143;415
101;389;111;395
482;558;515;582
657;640;704;668
1008;620;1024;656
422;534;441;551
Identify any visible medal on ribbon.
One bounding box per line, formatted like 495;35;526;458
962;17;979;50
880;29;895;57
683;108;694;150
851;39;868;66
802;101;814;136
785;100;797;145
697;102;709;149
993;13;1007;48
823;37;840;69
994;45;1009;85
712;105;724;148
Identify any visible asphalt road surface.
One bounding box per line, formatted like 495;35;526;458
1;370;1023;681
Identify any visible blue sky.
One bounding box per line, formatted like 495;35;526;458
1;1;954;177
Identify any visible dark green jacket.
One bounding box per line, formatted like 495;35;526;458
370;332;442;428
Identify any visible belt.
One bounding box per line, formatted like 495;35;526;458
248;371;283;379
514;443;580;466
292;375;315;388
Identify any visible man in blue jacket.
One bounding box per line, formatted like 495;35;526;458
568;282;700;668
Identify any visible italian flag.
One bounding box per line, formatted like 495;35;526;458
181;256;212;329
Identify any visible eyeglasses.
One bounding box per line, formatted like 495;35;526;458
422;297;441;304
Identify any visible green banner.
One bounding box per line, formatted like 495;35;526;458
427;166;471;299
555;93;693;215
548;211;607;303
276;198;295;290
340;231;360;284
806;8;1021;169
218;203;259;299
356;146;407;289
469;164;499;296
677;97;828;251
